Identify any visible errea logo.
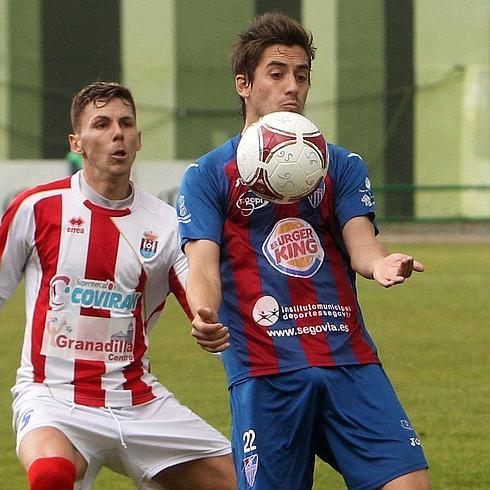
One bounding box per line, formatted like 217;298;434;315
67;216;85;234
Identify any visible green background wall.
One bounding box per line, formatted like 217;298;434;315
0;0;488;219
121;0;176;160
0;0;8;159
41;0;121;158
8;0;42;159
415;0;489;219
174;0;252;159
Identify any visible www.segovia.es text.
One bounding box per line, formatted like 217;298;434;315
267;322;349;337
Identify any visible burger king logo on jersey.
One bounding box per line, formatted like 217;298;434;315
262;218;324;277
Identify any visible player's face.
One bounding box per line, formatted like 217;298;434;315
69;97;141;182
236;44;310;128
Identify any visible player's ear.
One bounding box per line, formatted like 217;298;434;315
235;74;251;97
68;133;83;154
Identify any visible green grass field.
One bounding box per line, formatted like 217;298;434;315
1;242;489;489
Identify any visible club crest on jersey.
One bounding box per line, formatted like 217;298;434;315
308;181;326;208
262;218;324;277
140;231;158;258
243;454;258;487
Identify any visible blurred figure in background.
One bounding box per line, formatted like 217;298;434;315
66;149;83;175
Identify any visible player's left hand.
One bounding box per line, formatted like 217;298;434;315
372;254;424;288
191;307;230;353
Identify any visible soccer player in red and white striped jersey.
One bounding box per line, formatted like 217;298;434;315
0;82;235;490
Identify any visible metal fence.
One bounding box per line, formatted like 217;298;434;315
374;184;490;222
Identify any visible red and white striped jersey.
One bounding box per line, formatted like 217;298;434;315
0;172;190;407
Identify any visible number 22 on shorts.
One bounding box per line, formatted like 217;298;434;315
243;429;257;453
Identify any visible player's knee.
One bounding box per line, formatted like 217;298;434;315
210;455;237;489
382;469;431;490
154;454;237;490
27;457;77;490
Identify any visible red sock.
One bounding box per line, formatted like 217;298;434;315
27;457;77;490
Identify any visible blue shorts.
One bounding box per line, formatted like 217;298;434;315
230;364;428;490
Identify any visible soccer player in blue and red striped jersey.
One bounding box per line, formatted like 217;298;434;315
178;12;431;490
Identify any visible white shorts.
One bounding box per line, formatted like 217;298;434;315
12;391;231;489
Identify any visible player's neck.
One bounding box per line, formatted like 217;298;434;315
242;112;260;133
81;170;132;202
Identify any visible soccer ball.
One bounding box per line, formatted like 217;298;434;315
236;111;328;204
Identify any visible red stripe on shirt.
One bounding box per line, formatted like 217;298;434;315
147;300;166;327
169;266;192;320
122;269;155;405
0;177;71;265
319;178;379;364
32;195;65;382
224;164;279;376
74;211;120;406
274;203;335;365
0;201;19;263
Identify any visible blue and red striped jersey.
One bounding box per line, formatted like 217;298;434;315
178;135;381;387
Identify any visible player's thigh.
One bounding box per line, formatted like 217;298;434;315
13;394;112;483
230;373;317;489
152;453;236;490
118;395;232;487
316;365;428;490
18;426;87;477
14;395;89;476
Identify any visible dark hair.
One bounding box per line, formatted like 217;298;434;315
231;12;316;116
70;81;136;132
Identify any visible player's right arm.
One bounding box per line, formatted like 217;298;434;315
0;195;33;307
184;239;230;353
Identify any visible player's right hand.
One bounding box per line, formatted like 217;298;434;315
372;253;424;288
191;307;230;353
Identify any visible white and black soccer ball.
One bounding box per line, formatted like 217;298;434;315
237;111;328;204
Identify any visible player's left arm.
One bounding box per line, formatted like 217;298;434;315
342;216;424;287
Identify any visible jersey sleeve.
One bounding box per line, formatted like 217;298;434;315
177;161;225;249
140;205;191;328
330;150;377;231
0;196;34;302
168;230;192;320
